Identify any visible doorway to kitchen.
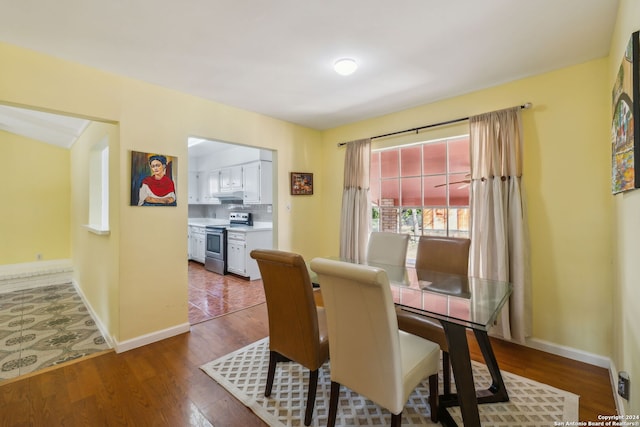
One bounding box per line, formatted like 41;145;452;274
187;137;275;324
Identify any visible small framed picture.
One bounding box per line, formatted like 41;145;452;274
290;172;313;195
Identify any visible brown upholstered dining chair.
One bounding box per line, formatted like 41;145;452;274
250;249;330;426
396;236;471;396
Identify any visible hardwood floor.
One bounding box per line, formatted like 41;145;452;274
467;333;617;422
0;299;617;426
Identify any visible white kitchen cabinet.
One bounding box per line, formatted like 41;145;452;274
227;237;246;276
226;229;272;279
243;161;273;204
188;171;199;203
198;171;221;204
189;226;206;263
197;173;209;203
219;166;243;192
207;170;221;203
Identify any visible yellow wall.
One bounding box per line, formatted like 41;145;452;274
0;41;324;345
2;15;636;411
1;40;615;357
322;59;614;357
609;0;640;415
0;130;71;264
70;121;120;339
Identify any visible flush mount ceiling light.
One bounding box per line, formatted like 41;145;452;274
334;58;358;76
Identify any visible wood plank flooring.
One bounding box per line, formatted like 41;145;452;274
0;299;617;426
467;332;617;422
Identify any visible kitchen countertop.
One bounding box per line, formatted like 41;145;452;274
226;224;272;232
188;218;230;227
188;218;272;232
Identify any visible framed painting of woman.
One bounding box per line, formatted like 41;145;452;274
130;151;177;206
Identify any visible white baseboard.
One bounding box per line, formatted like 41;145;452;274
525;337;610;368
113;322;191;353
523;337;621;414
71;278;190;354
0;259;73;292
71;279;114;349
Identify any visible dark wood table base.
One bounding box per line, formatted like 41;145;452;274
437;324;510;427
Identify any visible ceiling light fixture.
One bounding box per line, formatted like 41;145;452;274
334;58;358;76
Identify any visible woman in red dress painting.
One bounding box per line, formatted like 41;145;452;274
138;155;176;206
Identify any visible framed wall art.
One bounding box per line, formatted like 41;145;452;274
290;172;313;195
130;151;177;206
611;30;640;194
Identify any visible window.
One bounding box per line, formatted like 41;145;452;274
87;137;109;233
370;136;470;261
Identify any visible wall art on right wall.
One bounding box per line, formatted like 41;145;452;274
612;30;640;194
290;172;313;195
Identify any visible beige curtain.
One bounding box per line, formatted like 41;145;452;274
339;138;371;262
469;107;531;343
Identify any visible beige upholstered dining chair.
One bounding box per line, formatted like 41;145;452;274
250;249;330;426
396;236;471;396
366;231;410;266
310;257;439;426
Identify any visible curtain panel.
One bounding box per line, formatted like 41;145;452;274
339;138;371;262
469;107;532;343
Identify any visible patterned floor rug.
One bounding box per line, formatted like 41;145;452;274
0;283;111;382
201;338;579;426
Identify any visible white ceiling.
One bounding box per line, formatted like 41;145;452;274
0;0;619;138
0;104;89;148
188;137;239;156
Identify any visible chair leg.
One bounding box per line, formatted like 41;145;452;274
429;373;439;422
442;351;451;396
265;351;278;397
304;369;319;426
390;411;402;427
327;381;340;427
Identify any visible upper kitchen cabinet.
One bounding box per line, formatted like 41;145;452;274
188;170;221;204
188;138;274;205
243;161;273;204
199;170;221;204
219;165;243;192
188;171;199;203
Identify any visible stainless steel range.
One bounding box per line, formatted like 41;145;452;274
204;212;253;274
229;212;253;227
204;226;227;274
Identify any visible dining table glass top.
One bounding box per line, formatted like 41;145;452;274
310;258;512;331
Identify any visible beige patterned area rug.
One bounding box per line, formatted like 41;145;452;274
201;338;579;426
0;283;110;382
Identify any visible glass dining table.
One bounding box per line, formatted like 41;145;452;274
309;259;513;427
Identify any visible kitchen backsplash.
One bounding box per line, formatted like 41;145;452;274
188;204;273;223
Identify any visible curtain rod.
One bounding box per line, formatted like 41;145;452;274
337;102;532;147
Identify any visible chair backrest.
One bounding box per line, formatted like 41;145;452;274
309;257;404;413
250;249;324;370
415;236;471;275
366;232;410;266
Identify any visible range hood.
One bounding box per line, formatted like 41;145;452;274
212;191;245;202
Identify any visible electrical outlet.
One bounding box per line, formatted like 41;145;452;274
618;371;630;400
